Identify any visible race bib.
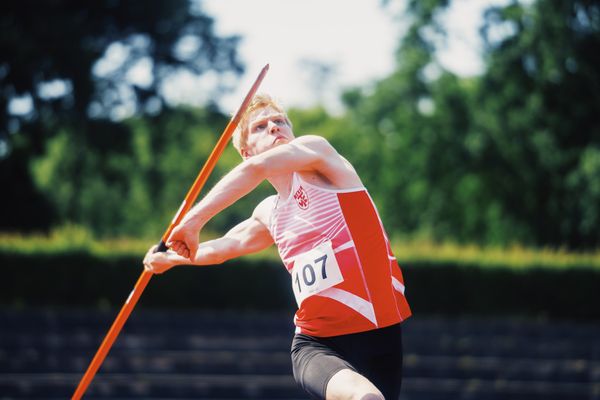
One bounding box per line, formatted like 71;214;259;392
291;241;344;306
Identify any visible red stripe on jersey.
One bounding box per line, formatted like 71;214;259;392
338;191;411;328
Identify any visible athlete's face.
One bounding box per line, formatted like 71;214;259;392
243;106;294;158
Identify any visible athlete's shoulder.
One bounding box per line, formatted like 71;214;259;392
252;195;277;226
290;135;336;155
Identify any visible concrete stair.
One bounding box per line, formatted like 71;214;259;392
1;309;599;399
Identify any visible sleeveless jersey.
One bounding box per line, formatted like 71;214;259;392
268;173;411;337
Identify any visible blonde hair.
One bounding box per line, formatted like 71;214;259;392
232;93;292;154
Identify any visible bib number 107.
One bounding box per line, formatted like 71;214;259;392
294;255;328;293
291;241;344;306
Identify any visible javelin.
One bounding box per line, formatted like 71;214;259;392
72;64;270;399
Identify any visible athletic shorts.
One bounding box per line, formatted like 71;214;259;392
290;323;403;400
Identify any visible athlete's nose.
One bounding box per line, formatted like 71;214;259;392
268;120;280;134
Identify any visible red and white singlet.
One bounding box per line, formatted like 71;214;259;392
268;173;411;337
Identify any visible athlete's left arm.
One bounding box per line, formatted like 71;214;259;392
250;135;337;175
166;135;352;259
174;136;334;230
253;135;360;188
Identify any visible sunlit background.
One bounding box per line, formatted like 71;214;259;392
1;0;599;399
202;0;510;113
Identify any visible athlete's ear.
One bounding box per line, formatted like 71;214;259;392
241;148;251;160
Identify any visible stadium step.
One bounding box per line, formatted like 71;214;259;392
2;309;599;399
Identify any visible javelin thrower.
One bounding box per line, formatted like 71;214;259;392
144;91;412;399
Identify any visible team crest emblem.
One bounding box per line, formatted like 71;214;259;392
293;185;309;210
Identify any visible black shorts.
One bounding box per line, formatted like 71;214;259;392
290;323;403;400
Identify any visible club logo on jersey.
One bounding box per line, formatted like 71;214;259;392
293;185;309;210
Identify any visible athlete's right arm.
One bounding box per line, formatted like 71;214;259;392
144;197;274;274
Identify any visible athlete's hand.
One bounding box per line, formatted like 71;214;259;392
143;245;188;274
166;220;201;260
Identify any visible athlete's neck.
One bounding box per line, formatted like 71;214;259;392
268;173;294;198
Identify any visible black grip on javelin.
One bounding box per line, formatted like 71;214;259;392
155;240;169;253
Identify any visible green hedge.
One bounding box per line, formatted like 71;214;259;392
1;251;295;310
2;251;599;320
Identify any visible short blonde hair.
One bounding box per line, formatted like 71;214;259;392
232;93;292;154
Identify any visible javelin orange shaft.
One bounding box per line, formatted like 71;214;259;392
72;64;269;400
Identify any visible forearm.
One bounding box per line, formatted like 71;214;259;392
181;160;265;228
192;215;273;265
145;238;232;274
192;237;238;265
161;239;234;267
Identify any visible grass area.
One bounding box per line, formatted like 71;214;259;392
1;225;599;269
393;239;600;270
0;225;282;260
0;225;152;257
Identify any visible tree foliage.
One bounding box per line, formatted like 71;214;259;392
2;0;599;250
1;0;243;232
475;0;600;248
332;0;599;248
1;0;242;135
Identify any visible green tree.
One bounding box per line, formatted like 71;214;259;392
476;0;600;247
340;0;469;240
1;0;242;232
339;0;600;249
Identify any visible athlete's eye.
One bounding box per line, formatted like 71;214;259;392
253;123;266;132
274;118;286;125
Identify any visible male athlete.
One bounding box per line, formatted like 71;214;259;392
143;94;411;399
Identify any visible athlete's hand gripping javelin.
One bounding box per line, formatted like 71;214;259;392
166;217;202;260
143;216;206;274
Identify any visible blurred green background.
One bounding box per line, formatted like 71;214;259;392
1;0;599;312
2;3;599;399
